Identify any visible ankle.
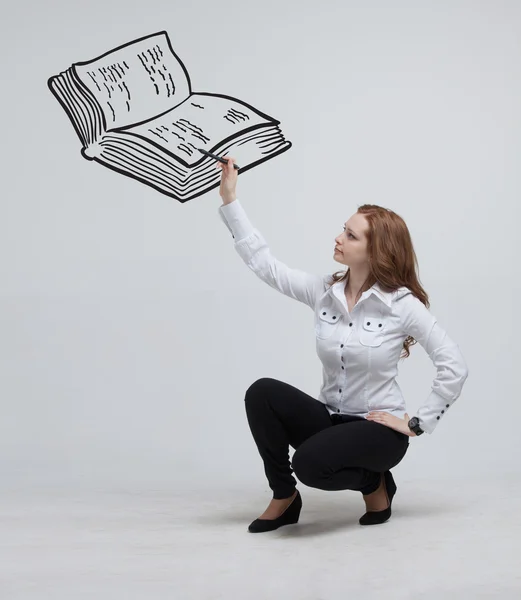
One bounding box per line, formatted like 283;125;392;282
364;480;386;503
274;490;297;501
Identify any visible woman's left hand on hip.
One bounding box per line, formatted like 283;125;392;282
365;411;417;437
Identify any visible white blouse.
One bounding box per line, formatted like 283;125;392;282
219;199;469;435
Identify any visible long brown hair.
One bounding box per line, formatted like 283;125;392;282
327;204;429;359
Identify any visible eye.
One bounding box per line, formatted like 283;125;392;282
343;226;354;239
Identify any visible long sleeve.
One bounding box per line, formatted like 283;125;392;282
218;199;325;310
397;292;469;434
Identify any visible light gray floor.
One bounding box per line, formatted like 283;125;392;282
1;476;520;599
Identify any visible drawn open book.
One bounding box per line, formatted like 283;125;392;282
48;31;292;202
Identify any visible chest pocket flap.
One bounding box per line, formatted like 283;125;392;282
316;308;342;339
319;310;340;324
360;315;385;346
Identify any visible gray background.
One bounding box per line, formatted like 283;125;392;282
1;0;519;494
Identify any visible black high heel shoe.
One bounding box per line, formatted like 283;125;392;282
248;490;302;533
359;470;397;526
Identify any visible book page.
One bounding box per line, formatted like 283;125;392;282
125;92;277;166
73;32;190;131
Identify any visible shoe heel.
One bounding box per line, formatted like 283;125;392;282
385;471;397;503
286;491;302;523
359;471;396;526
248;490;302;533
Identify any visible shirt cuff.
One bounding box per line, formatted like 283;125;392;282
218;199;255;242
417;389;455;434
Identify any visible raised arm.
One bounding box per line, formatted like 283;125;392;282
217;156;324;310
219;199;324;309
396;292;469;434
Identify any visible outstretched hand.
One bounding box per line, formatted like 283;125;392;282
218;156;238;205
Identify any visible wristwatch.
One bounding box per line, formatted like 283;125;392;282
408;416;424;436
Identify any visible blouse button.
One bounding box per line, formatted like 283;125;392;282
349;323;353;327
437;416;440;420
441;410;444;414
446;404;449;408
322;311;326;315
366;321;371;326
332;316;337;319
378;323;382;327
339;389;342;393
342;366;344;370
340;344;344;348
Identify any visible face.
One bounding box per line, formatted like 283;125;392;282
333;212;370;266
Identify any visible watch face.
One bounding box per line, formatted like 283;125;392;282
408;417;423;435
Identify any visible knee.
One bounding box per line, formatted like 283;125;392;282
244;377;279;406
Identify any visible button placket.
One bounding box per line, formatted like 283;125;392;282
338;339;347;411
339;319;354;372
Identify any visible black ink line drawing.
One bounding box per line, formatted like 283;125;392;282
48;31;292;202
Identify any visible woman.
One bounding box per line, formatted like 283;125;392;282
216;157;469;534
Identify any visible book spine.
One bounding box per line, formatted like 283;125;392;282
48;67;105;153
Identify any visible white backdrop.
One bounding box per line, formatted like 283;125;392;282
1;0;519;493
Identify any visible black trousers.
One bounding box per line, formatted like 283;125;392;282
245;378;410;499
